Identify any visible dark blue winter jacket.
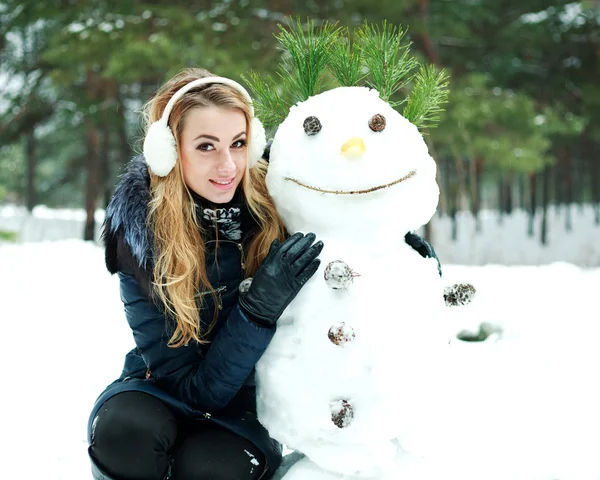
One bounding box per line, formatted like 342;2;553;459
87;157;282;477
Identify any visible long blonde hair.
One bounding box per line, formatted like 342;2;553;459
144;68;286;347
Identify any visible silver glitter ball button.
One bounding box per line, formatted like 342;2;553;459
239;278;253;294
330;398;354;428
328;321;356;346
324;260;357;290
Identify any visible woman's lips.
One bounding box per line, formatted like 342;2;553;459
210;177;235;190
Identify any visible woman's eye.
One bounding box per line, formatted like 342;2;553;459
197;143;215;151
232;139;247;148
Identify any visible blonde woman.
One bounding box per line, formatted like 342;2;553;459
87;68;440;480
87;67;323;480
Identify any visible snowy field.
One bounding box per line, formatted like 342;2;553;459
1;205;600;479
2;239;600;479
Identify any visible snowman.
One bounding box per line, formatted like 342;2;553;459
254;85;455;479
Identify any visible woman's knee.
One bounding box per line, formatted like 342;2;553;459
170;424;266;480
89;392;178;480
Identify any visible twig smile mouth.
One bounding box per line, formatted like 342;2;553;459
284;170;416;195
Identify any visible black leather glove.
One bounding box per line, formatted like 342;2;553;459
404;231;442;277
239;232;324;326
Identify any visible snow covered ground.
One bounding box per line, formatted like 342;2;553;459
2;239;599;479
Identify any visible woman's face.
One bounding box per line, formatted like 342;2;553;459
179;106;247;204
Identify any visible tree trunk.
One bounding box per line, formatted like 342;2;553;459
415;0;440;65
115;86;131;168
558;146;573;232
456;159;467;214
541;167;550;245
471;158;483;233
100;117;112;208
25;130;36;212
449;142;468;215
594;155;600;223
518;174;525;211
445;158;459;241
83;69;102;241
527;172;536;237
497;176;504;225
585;130;600;225
84;123;101;241
504;173;513;215
497;173;513;222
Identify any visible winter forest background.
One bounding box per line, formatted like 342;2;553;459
0;1;599;266
1;2;600;479
0;0;600;266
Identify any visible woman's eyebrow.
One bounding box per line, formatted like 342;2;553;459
193;131;246;142
194;134;220;142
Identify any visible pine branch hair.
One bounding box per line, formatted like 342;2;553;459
243;18;450;132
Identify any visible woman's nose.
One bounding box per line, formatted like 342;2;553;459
217;150;236;173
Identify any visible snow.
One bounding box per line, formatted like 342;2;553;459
2;83;598;479
1;239;600;479
258;86;450;476
266;87;439;237
257;85;600;479
0;240;131;479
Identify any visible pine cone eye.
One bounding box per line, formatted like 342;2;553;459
369;114;386;132
303;116;322;136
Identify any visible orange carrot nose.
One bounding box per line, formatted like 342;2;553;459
340;137;366;157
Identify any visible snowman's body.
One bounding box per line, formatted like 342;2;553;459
256;87;449;477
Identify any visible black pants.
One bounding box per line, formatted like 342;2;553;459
89;392;266;480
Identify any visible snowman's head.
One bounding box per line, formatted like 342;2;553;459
266;86;439;236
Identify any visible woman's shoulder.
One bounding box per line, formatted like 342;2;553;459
102;155;154;276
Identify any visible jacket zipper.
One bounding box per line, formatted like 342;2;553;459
215;286;226;310
237;242;246;270
204;239;246;270
198;285;226;310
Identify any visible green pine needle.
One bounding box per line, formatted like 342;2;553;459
402;64;450;130
355;20;418;102
241;70;291;129
243;17;450;132
328;28;364;86
274;18;341;101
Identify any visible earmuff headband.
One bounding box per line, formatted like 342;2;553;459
159;77;257;127
143;76;266;177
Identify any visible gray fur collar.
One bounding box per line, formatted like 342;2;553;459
102;156;153;274
102;155;255;275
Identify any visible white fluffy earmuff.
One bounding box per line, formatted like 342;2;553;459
143;77;267;177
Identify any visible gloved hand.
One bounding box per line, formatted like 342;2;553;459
404;231;442;277
239;232;324;327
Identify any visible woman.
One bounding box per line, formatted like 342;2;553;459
88;67;440;480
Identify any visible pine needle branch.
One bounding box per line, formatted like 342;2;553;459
274;18;342;101
328;27;365;86
402;64;450;130
241;70;291;130
355;20;418;102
